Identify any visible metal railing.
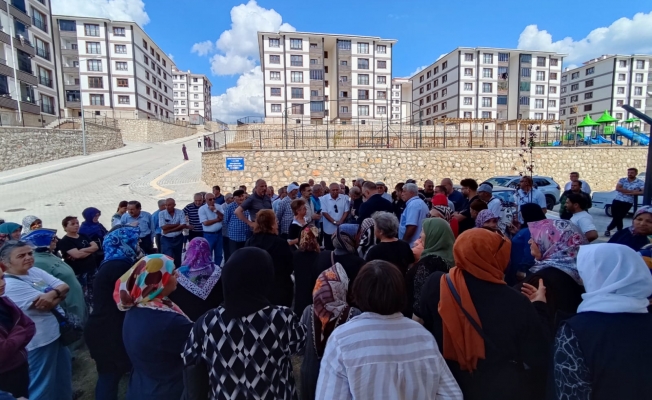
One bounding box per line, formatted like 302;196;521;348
38;76;52;87
32;17;47;31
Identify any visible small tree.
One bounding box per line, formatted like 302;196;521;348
516;124;536;177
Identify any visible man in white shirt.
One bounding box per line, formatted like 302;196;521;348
566;193;598;242
515;176;547;223
564;171;591;194
477;183;502;216
199;193;224;264
321;183;350;250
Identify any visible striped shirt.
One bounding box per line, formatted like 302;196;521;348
316;312;462;400
183;202;203;232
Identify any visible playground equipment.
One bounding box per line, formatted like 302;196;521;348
616;126;650;146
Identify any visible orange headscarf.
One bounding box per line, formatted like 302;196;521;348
438;228;511;371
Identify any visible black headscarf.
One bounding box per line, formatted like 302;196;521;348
520;203;546;227
221;247;274;322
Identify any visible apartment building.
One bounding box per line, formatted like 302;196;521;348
171;65;212;123
410;47;566;124
257;31;396;124
52;15;173;119
0;0;58;119
390;77;412;123
559;55;652;130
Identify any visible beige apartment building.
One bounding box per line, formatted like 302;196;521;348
172;65;212;123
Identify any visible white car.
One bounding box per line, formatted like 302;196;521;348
591;172;646;216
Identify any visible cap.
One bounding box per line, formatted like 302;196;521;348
375;181;385;186
287;183;300;193
477;183;493;194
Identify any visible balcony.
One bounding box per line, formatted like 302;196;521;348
32;17;47;32
0;1;6;12
0;30;9;46
41;104;55;115
59;29;77;38
61;44;78;55
62;65;79;73
9;2;31;26
20;98;40;114
13;36;35;56
0;59;13;77
16;68;37;86
38;76;52;88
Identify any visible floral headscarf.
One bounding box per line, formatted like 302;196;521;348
312;263;352;358
21;215;41;236
103;226;140;264
634;206;652;220
528;219;587;284
177;237;221;300
475;209;499;228
114;254;188;318
432;205;453;222
299;226;320;252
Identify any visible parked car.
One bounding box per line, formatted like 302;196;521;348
591;172;646;217
484;176;561;210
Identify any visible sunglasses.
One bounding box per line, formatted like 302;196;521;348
334;204;338;213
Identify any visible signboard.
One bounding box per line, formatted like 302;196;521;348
225;157;245;171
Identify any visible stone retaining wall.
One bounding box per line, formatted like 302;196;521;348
117;119;195;142
0;123;124;171
202;147;648;193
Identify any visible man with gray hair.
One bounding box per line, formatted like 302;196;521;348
151;199;166;251
399;183;429;246
183;193;205;241
377;181;393;202
477;183;502;217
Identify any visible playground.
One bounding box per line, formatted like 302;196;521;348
553;111;648;147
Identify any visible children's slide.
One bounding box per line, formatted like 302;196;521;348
616;126;649;145
596;135;622;145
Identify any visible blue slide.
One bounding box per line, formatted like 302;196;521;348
596;135;622;145
616;126;649;145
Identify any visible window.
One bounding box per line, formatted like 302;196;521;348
426;108;431;115
117;78;128;87
340;60;347;66
339;91;348;98
520;82;530;91
114;44;127;54
550;72;558;80
358;90;369;100
571;84;579;91
482;111;492;118
481;68;492;78
532;113;543;120
497;95;507;105
464;83;473;91
464;53;474;61
549;58;559;67
570;95;578;102
548;99;557;107
310;59;318;65
442;75;447;83
377;76;386;84
534;99;544;109
144;56;149;65
442;88;447;96
419;88;424;94
358;59;369;69
522;68;531;77
636;60;645;69
535;56;546;67
377;106;386;114
290;38;302;49
337;40;351;50
427;83;431;90
194;94;199;99
150;48;155;56
270;88;281;96
442;101;447;110
86;42;101;54
358;105;369;116
635;87;643;96
498;52;509;62
615;112;623;119
88;76;103;88
269;38;280;47
482;97;492;107
616;100;624;106
291;87;303;99
142;39;148;49
270;71;281;80
38;67;52;87
584;92;592;99
340;106;349;113
634;100;642;108
271;104;281;112
463;97;472;105
585;67;594;75
419;76;424;82
583;104;592;112
269;55;280;64
536;71;545;81
376;45;386;53
618;74;626;81
377;91;386;99
482;83;492;93
562;75;568;83
571;72;579;79
561;86;567;93
90;94;104;105
442;61;448;69
560;98;566;105
310;69;323;80
87;59;101;71
291;71;303;82
84;24;100;36
59;19;76;31
32;9;47;32
464;112;472;118
464;68;473;76
483;53;493;64
377;60;386;69
358;74;369;85
34;38;50;60
339;76;347;82
357;42;369;54
535;85;545;95
291;55;303;66
519;97;530;105
115;61;128;71
309;101;324;112
113;27;125;36
118;95;129;104
583;79;594;88
635;73;644;83
617;60;627;68
426;95;431;103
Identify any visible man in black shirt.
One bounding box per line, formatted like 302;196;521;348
419;179;436;209
340;178;350;195
358;181;394;223
236;179;271;228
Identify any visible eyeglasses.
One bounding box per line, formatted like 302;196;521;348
206;198;215;202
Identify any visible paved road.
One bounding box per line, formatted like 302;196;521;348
0;136;211;231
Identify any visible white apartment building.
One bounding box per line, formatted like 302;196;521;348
53;15;173;119
410;47;566;125
390;77;411;123
0;0;58;119
172;65;212;123
560;55;652;130
257;31;396;124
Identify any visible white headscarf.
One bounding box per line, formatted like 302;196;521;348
577;244;652;314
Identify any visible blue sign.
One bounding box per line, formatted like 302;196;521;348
225;157;245;171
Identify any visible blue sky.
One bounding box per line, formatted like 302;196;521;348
52;0;652;121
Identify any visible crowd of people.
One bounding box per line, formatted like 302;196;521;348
0;171;651;400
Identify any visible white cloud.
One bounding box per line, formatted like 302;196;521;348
191;40;214;57
436;53;446;61
408;65;427;77
211;67;264;123
168;53;174;61
517;11;652;64
51;0;149;26
209;54;255;76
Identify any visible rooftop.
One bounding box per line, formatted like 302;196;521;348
258;30;397;43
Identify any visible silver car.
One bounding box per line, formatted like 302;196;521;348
485;176;562;211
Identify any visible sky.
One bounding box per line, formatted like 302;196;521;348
52;0;652;122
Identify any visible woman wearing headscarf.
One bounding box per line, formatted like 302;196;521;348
506;203;546;285
79;207;108;263
475;209;499;230
365;212;414;275
293;226;322;316
526;219;587;329
299;264;360;400
245;210;294;307
24;229;87;328
417;229;550;400
0;222;21;247
315;224;366;296
169;237;223;322
112;201;128;228
407;218;455;319
85;226;140;400
550;244;652;400
182;247;306;400
431;194;459;238
116;254;192;400
20;215;41;236
357;217;380;259
608;206;652;251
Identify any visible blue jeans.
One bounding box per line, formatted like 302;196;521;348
161;234;184;268
96;372;124;400
28;340;72;400
203;231;223;266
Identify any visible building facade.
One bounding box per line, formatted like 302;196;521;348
257;31;396;124
172;65;212;123
390;77;412;124
559;55;652;130
53;15;173;119
0;0;59;121
410;47;566;124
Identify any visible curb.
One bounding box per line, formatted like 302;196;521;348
0;146;152;186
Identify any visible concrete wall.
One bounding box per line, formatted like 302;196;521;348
202;146;647;193
0;123;124;171
117;119;195;142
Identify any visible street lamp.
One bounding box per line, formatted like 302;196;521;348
622;104;652;205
